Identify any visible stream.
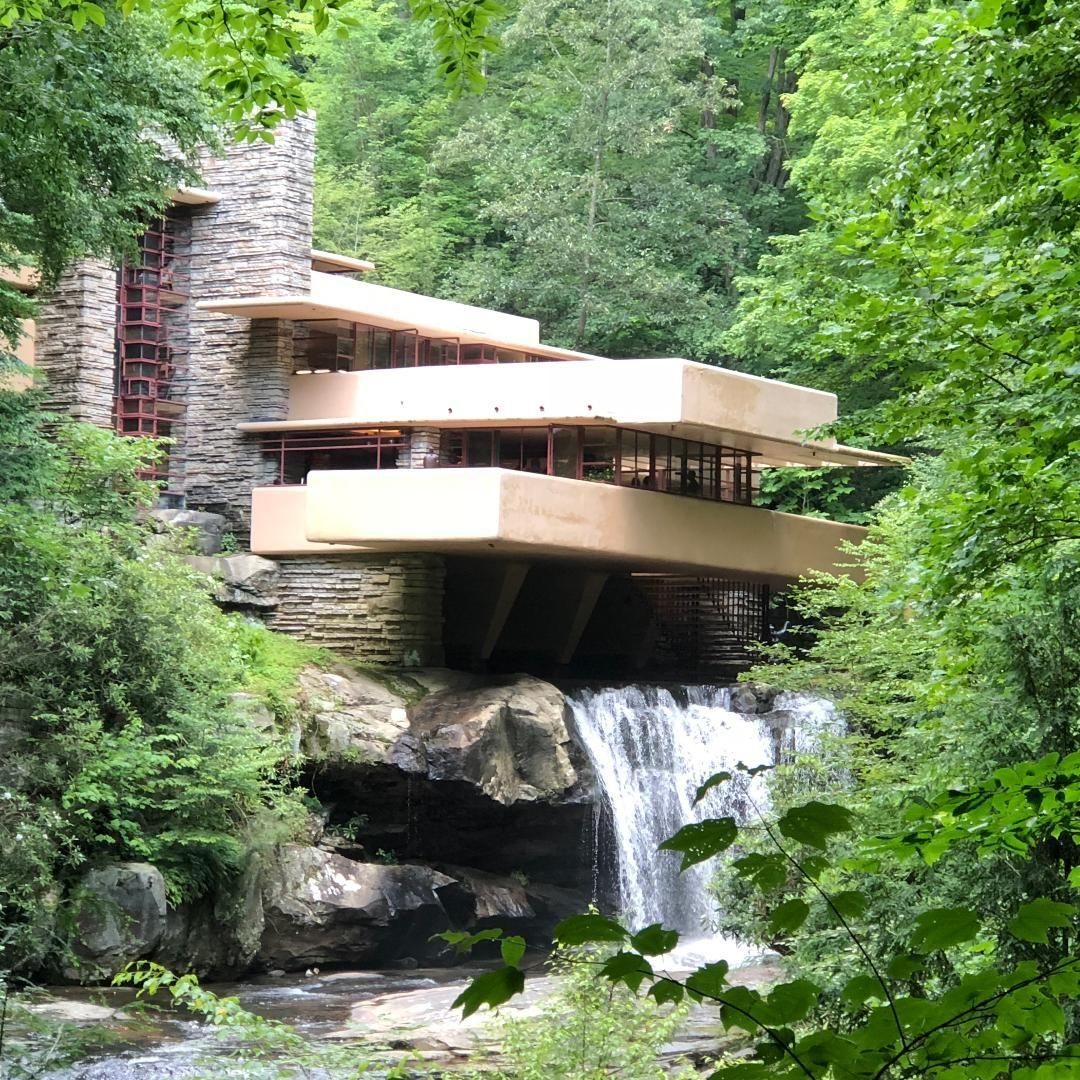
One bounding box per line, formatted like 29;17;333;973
20;682;816;1076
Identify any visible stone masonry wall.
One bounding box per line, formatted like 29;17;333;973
34;259;116;426
401;428;442;469
267;554;446;666
177;115;315;531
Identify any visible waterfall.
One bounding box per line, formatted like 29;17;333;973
568;684;775;968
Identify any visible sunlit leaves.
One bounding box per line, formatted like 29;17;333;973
1008;899;1076;945
776;801;856;850
658;816;739;869
0;0;500;135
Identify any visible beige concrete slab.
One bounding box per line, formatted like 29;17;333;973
238;359;904;468
284;469;867;582
198;271;553;351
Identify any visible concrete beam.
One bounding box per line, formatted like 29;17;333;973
479;561;530;661
557;571;608;665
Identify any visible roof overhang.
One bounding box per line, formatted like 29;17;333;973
197;271;599;358
311;249;376;274
170;185;223;206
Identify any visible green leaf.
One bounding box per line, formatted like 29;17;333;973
769;898;810;936
732;852;788;892
766;979;819;1023
451;966;526;1018
776;801;856;850
552;913;628;945
686;960;729;1001
630;924;679;956
648;979;684;1006
659;817;739;869
500;935;526;967
1008;899;1076;944
601;950;652;992
910;907;981;952
842;974;886;1007
832;890;868;919
432;927;502;954
694;771;732;804
886;954;925;980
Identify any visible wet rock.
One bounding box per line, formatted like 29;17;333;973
153;860;264;979
185;554;280;609
436;865;535;936
257;845;456;971
150;508;227;555
397;675;582;805
70;863;166;977
27;1000;121;1023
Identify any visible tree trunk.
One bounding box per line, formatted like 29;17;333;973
763;65;796;190
757;48;779;135
702;56;717;162
576;85;609;348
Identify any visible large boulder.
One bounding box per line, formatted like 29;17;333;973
185;554;280;609
153;860;266;979
150;508;228;555
297;666;411;763
69;863;166;978
393;675;582;805
257;845;456;970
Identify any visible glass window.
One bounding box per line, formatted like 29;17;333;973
550;426;580;479
582;427;618;484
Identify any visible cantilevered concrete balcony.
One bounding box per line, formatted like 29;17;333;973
238;358;902;469
250;469;867;583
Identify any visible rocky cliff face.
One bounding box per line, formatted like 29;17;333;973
69;668;596;981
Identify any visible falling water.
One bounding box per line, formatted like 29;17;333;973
569;684;775;969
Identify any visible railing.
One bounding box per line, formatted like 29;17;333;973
258;424;758;506
291;319;553;373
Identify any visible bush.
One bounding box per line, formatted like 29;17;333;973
481;945;697;1080
0;391;309;971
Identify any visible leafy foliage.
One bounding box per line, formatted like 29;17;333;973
460;944;697;1080
0;390;308;972
0;0;501;137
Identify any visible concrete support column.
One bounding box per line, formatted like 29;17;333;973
479;562;530;661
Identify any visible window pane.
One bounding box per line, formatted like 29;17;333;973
582;427;618;484
550;426;579;478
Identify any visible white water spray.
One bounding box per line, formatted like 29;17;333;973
569;684;775;969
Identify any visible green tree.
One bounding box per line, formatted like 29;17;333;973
306;0;483;293
0;9;212;366
0;0;502;135
438;0;762;357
